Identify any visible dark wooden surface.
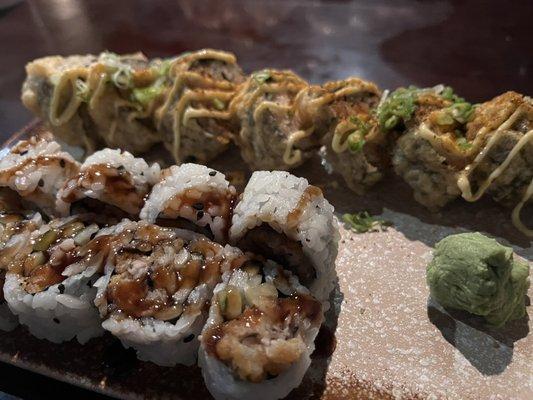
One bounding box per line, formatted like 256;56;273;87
0;1;532;399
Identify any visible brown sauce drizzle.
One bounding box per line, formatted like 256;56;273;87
286;185;323;229
106;228;224;319
62;164;146;214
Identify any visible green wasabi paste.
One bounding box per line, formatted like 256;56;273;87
427;232;530;327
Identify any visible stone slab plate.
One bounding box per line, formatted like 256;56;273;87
0;121;531;400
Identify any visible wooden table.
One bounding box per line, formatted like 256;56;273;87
0;1;532;399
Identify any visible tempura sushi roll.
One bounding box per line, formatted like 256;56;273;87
156;49;245;163
458;92;533;236
93;220;243;366
57;148;161;217
140;163;236;242
230;171;339;306
0;207;43;331
199;260;323;400
22;52;168;154
391;86;474;208
304;78;384;193
0;135;80;215
3;215;107;343
231;69;318;170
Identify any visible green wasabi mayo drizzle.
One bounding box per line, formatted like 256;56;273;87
427;232;530;328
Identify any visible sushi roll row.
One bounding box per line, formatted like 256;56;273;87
0;135;339;399
22;49;532;237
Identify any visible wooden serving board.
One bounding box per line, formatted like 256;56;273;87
0;122;531;400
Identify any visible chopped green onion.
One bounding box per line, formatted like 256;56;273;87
212;98;226;110
342;211;392;234
440;86;466;104
252;71;272;84
132;81;165;106
456;137;473;151
435;102;475;126
75;79;90;102
157;59;173;77
376;87;418;131
347;132;365;152
111;67;133;90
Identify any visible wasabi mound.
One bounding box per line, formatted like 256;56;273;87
427;232;530;327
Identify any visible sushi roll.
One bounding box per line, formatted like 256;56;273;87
22;52;169;154
0;203;43;331
57;148;161;217
230;69;318;170
140;163;236;242
3;215;107;343
457;92;533;236
303;78;384;194
391;86;475;209
229;171;339;306
0;135;80;215
155;49;245;163
93;220;245;366
198;259;323;400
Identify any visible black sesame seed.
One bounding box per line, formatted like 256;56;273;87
58;284;65;294
59;159;66;168
53;318;60;324
209;171;216;176
19;150;28;156
192;202;204;210
183;334;195;343
38;179;44;187
196;211;204;220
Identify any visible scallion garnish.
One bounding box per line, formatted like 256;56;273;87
342;211;392;233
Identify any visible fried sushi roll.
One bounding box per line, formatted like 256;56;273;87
22;52;169;154
229;171;339;307
458;92;533;236
140;163;236;243
199;260;323;400
0;206;43;331
57;148;161;217
302;78;384;193
3;215;107;343
231;69;319;170
93;220;244;366
391;86;475;208
156;49;245;163
0;135;80;215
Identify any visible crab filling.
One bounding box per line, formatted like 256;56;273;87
9;218;100;294
204;267;322;383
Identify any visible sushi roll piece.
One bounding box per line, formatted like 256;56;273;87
3;215;107;343
391;86;475;209
140;163;236;243
93;220;246;366
230;69;318;170
57;148;161;217
0;201;43;331
0;135;80;215
301;78;384;194
155;49;245;163
22;52;169;154
457;92;533;236
229;171;339;307
198;259;323;400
